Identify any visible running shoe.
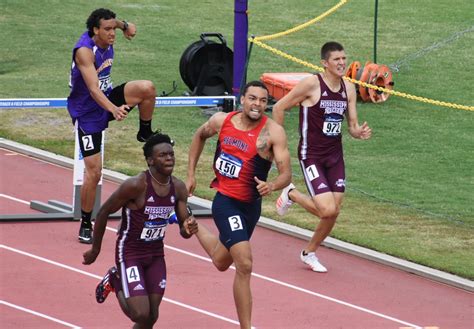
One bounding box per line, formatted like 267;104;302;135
136;130;152;142
300;250;327;273
96;267;117;303
78;226;93;244
275;183;295;216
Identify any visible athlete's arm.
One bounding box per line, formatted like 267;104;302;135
255;121;292;196
186;112;225;195
115;19;136;40
272;75;318;126
74;47;129;121
345;81;372;140
173;178;198;238
82;176;143;265
270;122;292;190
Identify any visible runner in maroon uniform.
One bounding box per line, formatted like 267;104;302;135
83;133;198;328
186;81;292;329
273;42;372;272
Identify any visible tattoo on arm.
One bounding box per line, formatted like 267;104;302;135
257;128;270;157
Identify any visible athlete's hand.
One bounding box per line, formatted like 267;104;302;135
254;176;274;197
113;105;129;121
123;22;137;40
83;248;100;265
359;121;372;140
184;216;198;236
186;176;196;197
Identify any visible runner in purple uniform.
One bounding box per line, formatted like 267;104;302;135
67;8;158;244
82;133;198;328
273;42;372;272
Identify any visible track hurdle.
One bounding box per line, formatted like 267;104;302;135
0;95;235;221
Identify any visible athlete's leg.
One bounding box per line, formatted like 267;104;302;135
303;192;343;253
147;293;164;327
195;221;233;271
229;241;253;329
125;295;152;329
123;80;156;121
81;152;102;212
113;284;162;328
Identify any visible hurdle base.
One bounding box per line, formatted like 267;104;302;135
0;199;122;223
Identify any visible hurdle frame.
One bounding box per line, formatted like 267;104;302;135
0;95;235;221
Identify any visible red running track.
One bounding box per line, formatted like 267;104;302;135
0;147;472;329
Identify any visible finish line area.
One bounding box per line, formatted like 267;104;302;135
0;95;235;222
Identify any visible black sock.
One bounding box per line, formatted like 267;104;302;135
81;210;92;228
139;119;153;136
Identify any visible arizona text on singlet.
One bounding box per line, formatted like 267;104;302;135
298;73;348;160
210;111;272;203
116;171;176;264
67;31;114;120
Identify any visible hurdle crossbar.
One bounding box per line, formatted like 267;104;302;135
0;96;235;109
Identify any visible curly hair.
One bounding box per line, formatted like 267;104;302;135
86;8;116;37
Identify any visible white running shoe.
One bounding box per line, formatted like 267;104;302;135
300;250;327;273
276;183;295;216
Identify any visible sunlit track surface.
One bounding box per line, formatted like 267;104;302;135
1;147;471;328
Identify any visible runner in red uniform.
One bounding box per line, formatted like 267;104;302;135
186;81;292;329
83;133;198;328
273;42;372;273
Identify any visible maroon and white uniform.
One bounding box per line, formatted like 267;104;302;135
115;171;176;297
298;74;348;195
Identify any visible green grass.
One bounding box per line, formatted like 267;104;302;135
1;0;473;279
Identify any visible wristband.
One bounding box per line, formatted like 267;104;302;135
121;20;129;31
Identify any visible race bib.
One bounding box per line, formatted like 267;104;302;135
215;152;243;178
98;75;112;92
140;221;167;241
322;116;342;137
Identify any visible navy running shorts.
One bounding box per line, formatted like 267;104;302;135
212;192;262;250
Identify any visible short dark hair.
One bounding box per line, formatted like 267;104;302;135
86;8;116;37
241;80;269;97
143;132;173;159
321;41;344;60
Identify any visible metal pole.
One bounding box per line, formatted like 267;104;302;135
374;0;379;63
238;35;255;100
233;0;249;96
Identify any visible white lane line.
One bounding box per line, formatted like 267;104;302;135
0;193;30;205
0;244;241;327
1;300;81;328
160;234;423;328
1;198;422;329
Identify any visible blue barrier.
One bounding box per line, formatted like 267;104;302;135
0;96;235;109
